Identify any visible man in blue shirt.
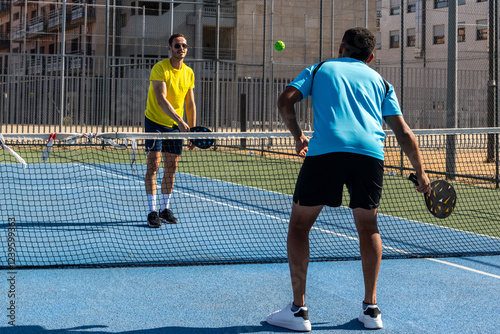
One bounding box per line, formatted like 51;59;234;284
266;27;431;331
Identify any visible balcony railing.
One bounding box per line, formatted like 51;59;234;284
28;57;43;74
203;6;236;18
11;25;24;40
47;8;70;30
202;49;236;61
28;16;44;36
48;9;61;29
69;5;96;25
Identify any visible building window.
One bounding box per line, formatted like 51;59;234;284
86;36;92;55
407;28;416;47
435;0;467;6
390;0;400;15
203;26;235;60
121;13;127;28
476;19;488;40
408;0;417;12
433;25;445;44
131;1;168;16
477;0;488;2
376;32;381;50
435;0;448;8
390;31;400;48
71;38;79;53
458;23;466;42
433;101;445;110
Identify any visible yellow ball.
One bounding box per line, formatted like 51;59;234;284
274;40;285;51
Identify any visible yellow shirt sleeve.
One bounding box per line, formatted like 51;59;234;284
144;59;195;127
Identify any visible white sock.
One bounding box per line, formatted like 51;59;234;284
147;194;157;213
160;193;171;211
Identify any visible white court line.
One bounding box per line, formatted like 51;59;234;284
78;164;145;183
317;226;500;279
176;190;353;240
81;164;500;279
177;190;289;221
425;258;500;279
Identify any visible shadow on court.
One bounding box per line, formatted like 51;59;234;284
0;319;366;333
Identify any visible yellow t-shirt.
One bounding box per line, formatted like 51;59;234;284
144;58;195;127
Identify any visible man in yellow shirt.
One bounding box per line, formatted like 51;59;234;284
144;33;196;228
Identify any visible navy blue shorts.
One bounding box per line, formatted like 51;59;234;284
144;117;183;155
293;152;384;210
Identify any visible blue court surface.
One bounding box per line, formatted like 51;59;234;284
1;255;500;333
1;162;500;333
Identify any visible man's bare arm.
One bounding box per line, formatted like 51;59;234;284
385;115;431;195
152;80;189;131
277;86;308;157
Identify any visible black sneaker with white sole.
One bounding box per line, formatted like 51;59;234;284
159;208;178;224
147;211;162;228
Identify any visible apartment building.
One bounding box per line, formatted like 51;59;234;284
1;0;376;63
4;0;100;57
376;0;493;69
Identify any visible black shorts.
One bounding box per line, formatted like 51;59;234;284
144;117;183;155
293;152;384;210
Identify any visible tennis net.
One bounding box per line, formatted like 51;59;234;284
1;129;500;269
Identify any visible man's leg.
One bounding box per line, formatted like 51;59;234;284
352;208;381;305
288;202;323;307
161;152;180;195
266;201;321;332
145;151;163;227
145;151;161;199
159;152;181;224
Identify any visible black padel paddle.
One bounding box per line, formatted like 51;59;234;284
190;126;214;149
409;173;457;219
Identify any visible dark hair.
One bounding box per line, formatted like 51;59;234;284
341;27;376;62
168;33;186;46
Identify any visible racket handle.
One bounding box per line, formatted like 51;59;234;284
408;173;419;186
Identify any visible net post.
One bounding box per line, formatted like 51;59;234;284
487;0;498;163
446;0;458;181
240;93;247;149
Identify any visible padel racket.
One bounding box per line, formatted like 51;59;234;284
190;126;214;149
41;132;57;163
409;173;457;219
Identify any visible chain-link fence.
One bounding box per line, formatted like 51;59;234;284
0;0;498;133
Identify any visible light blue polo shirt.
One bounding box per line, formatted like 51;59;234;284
289;57;402;161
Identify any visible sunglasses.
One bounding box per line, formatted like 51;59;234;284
173;43;188;49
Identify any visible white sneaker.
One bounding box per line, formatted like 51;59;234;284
358;304;383;329
266;302;312;332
